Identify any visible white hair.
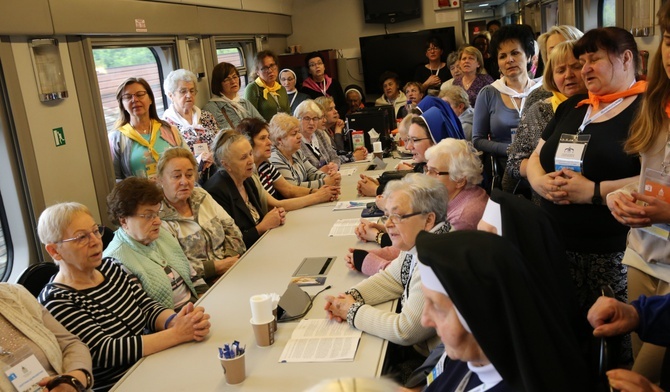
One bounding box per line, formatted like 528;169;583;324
37;202;92;244
163;69;198;95
383;173;448;222
303;377;398;392
424;138;483;186
294;99;323;119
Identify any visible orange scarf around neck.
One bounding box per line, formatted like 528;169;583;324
576;80;647;110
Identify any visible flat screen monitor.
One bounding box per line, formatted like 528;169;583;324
359;27;456;96
363;0;421;24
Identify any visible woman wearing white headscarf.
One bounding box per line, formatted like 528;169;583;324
279;68;309;114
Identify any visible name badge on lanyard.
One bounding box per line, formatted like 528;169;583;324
640;168;670;240
1;346;48;392
555;134;590;172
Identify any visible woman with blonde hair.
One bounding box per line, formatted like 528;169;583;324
606;0;670;383
505;40;587;201
452;45;494;107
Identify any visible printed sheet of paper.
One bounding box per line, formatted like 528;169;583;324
279;319;362;363
328;218;362;237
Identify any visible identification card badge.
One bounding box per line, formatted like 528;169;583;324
1;346;48;392
193;143;209;157
426;352;448;386
555;133;590;172
510;127;517;144
640;168;670;240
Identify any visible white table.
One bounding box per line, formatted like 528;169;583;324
111;160;397;391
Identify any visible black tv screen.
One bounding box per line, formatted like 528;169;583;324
359;27;456;96
363;0;421;24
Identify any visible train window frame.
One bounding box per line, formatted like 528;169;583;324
212;39;256;96
89;38;178;132
0;191;13;282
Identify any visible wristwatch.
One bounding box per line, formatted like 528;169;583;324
592;182;603;205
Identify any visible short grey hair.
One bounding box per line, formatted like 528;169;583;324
383;173;448;222
37;202;92;244
212;130;248;169
163;69;198;95
268;113;299;144
294;99;323;120
439;85;470;109
424;139;483;186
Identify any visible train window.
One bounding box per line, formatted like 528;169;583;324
600;0;616;26
215;41;254;95
92;44;176;132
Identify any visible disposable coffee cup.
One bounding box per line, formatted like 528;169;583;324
272;307;278;332
219;352;246;385
250;294;273;324
250;317;275;347
373;141;383;154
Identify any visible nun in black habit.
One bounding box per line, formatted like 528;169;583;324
415;230;594;392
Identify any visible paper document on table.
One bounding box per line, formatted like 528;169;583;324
279;319;362;363
333;199;374;210
339;167;357;176
328;218;362;236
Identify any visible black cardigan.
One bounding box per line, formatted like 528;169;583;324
203;170;266;248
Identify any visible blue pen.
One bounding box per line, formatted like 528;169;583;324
218;347;224;358
232;341;239;356
223;344;231;359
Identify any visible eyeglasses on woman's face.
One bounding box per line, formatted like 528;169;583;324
260;63;278;73
300;116;321;123
379;211;425;225
423;166;450;176
223;74;239;84
57;224;105;247
121;91;148;101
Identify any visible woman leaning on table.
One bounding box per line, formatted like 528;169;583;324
203;131;288;248
244;50;290;122
202;61;264;131
104;177;208;311
162;69;218;184
157;147;246;281
268;113;341;190
325;174;448;356
108;77;187;181
606;1;670;384
37;202;210;392
526;27;644;317
235;117;339;203
0;283;93;392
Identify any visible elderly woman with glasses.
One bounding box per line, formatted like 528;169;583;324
279;68;309;114
295;100;340;172
162;69;218;184
244;50;290;122
37;202;211;391
157;147;246;281
326;174;448;357
348;138;486;276
301;52;347;118
104;177;208;311
202;62;264;131
269;113;341;190
109;77;187;181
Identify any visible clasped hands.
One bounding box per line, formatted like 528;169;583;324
172;303;211;342
324;293;356;322
535;168;594;204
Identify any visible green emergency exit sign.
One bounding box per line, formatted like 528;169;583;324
53;127;65;146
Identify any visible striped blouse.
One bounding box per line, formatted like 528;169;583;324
269;146;326;189
257;160;281;197
39;257;166;391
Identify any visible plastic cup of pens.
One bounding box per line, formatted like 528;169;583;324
250;294;275;347
219;341;246;385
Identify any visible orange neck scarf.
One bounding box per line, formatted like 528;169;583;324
576;80;647;110
665;101;670;119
